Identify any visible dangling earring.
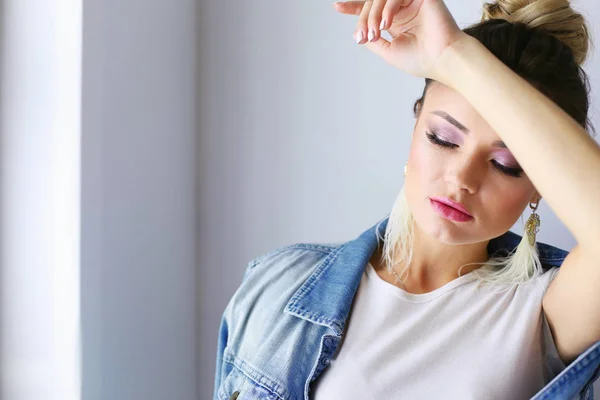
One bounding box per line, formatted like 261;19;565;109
504;198;543;280
524;200;541;246
404;160;408;177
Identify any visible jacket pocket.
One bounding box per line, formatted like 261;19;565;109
217;350;282;400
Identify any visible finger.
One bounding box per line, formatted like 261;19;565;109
368;0;386;42
362;33;392;59
354;0;372;44
363;32;413;66
397;0;423;29
333;1;365;15
380;0;404;30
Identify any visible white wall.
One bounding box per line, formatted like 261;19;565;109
199;0;600;397
1;0;200;398
81;0;199;399
0;0;81;398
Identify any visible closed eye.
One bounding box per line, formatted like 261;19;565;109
425;130;523;178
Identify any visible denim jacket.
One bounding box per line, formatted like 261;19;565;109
214;216;600;400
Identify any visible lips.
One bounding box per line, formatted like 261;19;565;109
429;196;472;217
430;199;473;222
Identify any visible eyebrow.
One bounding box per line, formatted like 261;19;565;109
430;110;507;149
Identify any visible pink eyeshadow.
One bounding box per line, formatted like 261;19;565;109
493;150;520;167
433;126;464;145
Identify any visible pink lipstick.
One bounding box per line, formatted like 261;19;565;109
429;197;473;222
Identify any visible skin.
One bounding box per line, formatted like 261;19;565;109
335;0;600;365
370;82;541;294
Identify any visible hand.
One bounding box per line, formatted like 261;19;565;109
333;0;467;81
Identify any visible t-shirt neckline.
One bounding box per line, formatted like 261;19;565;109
365;262;479;303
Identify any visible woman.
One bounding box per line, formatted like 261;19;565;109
214;0;600;399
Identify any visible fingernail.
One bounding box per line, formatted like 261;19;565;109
380;19;386;30
368;28;375;42
355;30;364;44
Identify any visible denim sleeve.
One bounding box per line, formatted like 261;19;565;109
213;257;261;399
213;311;229;400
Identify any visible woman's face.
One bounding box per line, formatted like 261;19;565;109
405;82;541;245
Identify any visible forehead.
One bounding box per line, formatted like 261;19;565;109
422;83;498;137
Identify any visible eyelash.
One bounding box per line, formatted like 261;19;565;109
425;131;523;178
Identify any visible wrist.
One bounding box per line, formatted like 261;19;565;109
432;34;480;88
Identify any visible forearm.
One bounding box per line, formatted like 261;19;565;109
437;35;600;258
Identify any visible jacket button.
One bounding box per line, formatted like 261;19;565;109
229;391;240;400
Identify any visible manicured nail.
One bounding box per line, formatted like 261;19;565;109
355;30;364;44
368;28;375;42
380;19;386;30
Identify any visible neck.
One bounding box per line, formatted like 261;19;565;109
371;224;490;293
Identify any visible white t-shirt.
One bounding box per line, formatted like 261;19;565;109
311;263;566;400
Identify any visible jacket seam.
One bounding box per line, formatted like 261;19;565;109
247;244;337;275
541;257;567;262
536;345;600;398
287;245;343;308
581;362;600;399
223;348;288;400
286;244;347;334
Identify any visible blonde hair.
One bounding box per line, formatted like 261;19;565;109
482;0;592;65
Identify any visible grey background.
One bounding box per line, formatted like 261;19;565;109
81;0;198;399
78;0;600;399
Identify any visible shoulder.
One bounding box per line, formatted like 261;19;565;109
535;239;570;290
226;242;340;318
532;266;561;294
224;242;340;348
242;242;340;282
537;240;570;268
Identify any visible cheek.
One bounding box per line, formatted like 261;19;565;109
409;140;442;178
486;189;531;222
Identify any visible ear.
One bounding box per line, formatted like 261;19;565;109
530;191;542;204
413;98;423;119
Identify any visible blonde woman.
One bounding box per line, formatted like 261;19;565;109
214;1;600;399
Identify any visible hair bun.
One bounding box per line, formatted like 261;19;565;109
482;0;590;64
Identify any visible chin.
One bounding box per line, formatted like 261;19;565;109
422;212;473;243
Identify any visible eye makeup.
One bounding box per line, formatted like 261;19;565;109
428;125;465;146
425;130;524;178
429;110;509;149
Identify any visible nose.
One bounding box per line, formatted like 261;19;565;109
445;155;484;195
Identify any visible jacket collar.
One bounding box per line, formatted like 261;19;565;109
284;215;569;336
